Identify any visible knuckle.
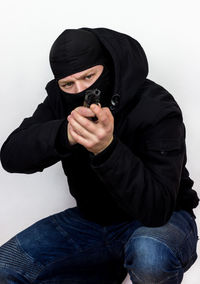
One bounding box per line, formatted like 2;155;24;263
70;119;75;126
101;115;107;123
84;120;90;128
71;110;77;118
87;141;94;149
97;130;105;140
105;107;111;116
76;106;84;112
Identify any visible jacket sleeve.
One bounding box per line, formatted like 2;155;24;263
90;112;186;227
0;95;74;174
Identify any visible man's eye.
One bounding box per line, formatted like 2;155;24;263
85;74;94;80
63;82;74;87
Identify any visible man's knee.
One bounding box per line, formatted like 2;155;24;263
124;236;184;283
0;237;43;283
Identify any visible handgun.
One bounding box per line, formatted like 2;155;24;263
83;88;101;121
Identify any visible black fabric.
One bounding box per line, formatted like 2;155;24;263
0;27;199;227
58;64;113;114
55;65;113;152
50;29;109;80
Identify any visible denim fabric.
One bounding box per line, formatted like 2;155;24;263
124;210;198;283
0;208;198;284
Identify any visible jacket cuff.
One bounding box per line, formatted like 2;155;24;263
90;136;118;166
55;119;79;154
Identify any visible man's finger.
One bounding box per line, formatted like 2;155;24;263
69;110;96;133
68;117;95;139
90;104;110;126
76;106;96;118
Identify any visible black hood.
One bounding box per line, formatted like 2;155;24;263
82;28;148;113
46;27;148;115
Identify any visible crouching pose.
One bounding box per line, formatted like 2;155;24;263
0;27;199;283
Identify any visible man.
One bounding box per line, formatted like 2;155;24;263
0;28;199;283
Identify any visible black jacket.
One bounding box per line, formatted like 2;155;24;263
1;28;199;227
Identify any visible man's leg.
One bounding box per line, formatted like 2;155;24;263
0;207;127;284
0;233;44;283
124;210;198;284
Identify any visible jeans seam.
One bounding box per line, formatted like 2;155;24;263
128;268;143;283
157;271;179;284
127;235;182;264
129;269;180;284
125;235;183;284
16;235;45;282
174;226;198;271
33;245;107;283
0;237;44;283
50;216;83;252
15;236;42;265
0;264;37;284
0;263;28;280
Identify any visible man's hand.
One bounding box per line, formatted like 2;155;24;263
67;104;114;155
67;124;77;146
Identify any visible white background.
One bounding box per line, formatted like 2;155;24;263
0;1;199;283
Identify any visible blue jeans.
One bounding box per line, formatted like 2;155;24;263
0;207;198;284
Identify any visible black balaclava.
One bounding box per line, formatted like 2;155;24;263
49;29;114;113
